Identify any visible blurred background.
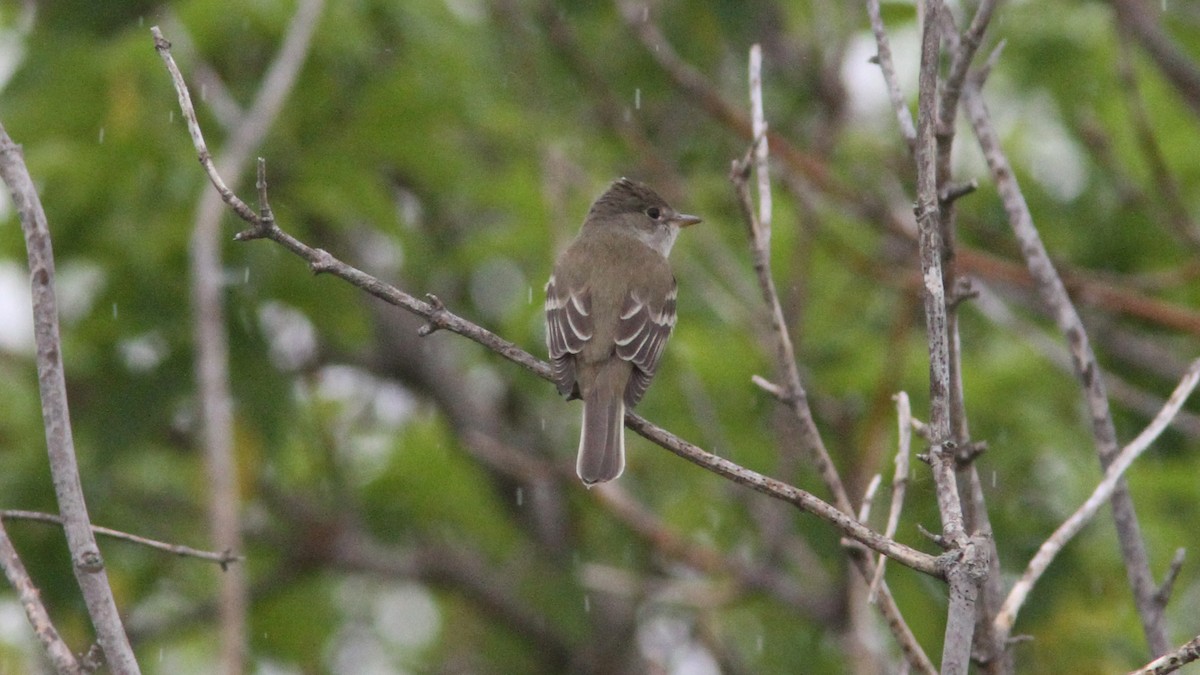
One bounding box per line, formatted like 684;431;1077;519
0;0;1198;673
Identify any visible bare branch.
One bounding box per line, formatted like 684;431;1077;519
0;123;141;675
864;0;917;147
0;519;83;675
914;2;980;671
869;392;914;603
1153;548;1186;609
731;45;936;674
963;74;1170;656
748;44;772;239
939;0;999;133
1110;0;1200;120
1128;634;1200;675
151;27;256;223
149;28;947;583
994;359;1200;643
1;511;242;567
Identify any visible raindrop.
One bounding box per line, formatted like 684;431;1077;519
98;127;105;144
243;267;250;284
583;595;591;613
528;286;533;304
991;471;996;488
168;110;174;124
540;418;546;430
634;88;641;110
516;487;524;506
757;634;764;652
112;303;118;319
200;83;207;102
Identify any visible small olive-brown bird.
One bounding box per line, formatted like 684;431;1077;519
545;178;701;485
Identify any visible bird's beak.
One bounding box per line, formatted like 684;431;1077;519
673;213;702;228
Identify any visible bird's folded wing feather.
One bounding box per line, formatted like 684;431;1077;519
545;274;592;396
614;283;677;407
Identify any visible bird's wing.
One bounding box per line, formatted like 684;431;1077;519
545;273;591;398
614;281;677;407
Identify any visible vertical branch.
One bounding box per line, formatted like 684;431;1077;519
0;125;141;674
868;392;914;602
962;75;1170;657
736;44;937;675
914;3;981;673
159;3;325;673
914;0;965;547
749;44;772;238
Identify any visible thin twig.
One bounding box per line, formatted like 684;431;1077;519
0;123;141;675
864;0;917;148
858;474;883;523
1153;548;1186;608
1128;634;1200;675
994;359;1200;643
1110;0;1200;120
151;28;256;224
938;0;998;133
1;511;242;567
0;519;83;675
749;44;772;240
869;392;914;603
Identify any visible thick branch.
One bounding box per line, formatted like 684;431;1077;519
0;124;141;675
915;2;979;672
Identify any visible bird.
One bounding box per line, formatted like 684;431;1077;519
545;178;701;485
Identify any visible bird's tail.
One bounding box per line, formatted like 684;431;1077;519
577;363;627;485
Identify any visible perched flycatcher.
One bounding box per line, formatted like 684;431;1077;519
545;178;701;485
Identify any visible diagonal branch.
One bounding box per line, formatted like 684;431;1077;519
0;518;83;675
1110;0;1200;120
149;27;946;581
1129;634;1200;675
865;0;917;148
963;73;1171;657
994;358;1200;644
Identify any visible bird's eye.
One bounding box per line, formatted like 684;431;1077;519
646;207;661;220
